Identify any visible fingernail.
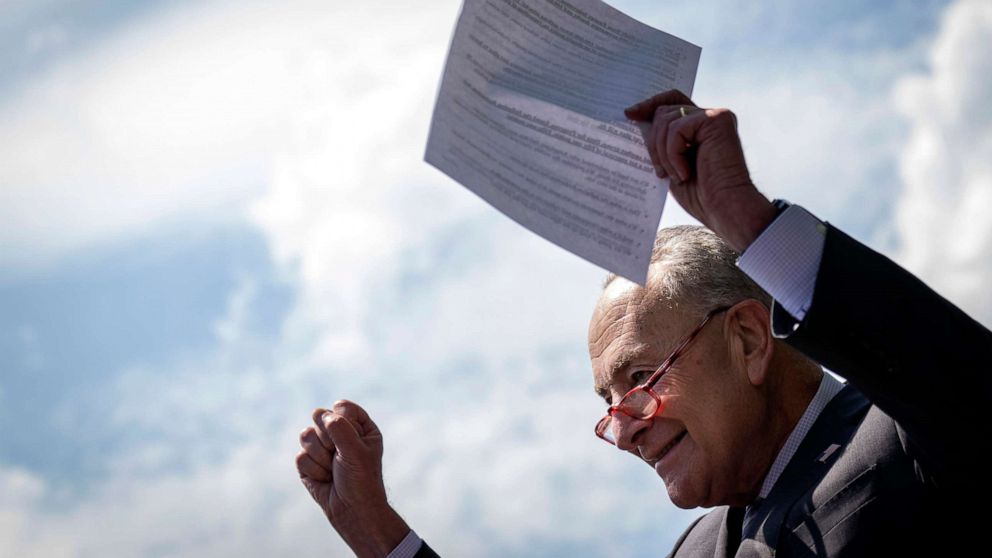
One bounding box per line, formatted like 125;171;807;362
322;411;333;424
677;169;688;182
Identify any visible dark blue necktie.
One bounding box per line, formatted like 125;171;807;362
742;497;766;541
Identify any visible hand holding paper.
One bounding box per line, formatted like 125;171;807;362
624;90;777;253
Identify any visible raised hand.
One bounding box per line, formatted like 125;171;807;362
625;89;777;252
296;400;410;558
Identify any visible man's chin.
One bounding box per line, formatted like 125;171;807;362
663;486;699;510
657;472;700;509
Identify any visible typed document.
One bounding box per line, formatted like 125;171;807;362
425;0;700;283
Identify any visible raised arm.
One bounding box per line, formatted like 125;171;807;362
296;400;439;558
766;224;992;482
626;89;992;486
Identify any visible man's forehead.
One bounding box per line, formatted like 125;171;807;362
589;274;696;359
592;274;673;324
588;287;690;399
588;277;677;356
595;278;646;325
589;280;641;348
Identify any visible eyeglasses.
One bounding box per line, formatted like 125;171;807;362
595;306;730;446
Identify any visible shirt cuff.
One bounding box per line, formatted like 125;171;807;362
736;204;826;321
386;530;424;558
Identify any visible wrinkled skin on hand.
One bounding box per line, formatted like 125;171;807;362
625;89;777;252
296;400;409;558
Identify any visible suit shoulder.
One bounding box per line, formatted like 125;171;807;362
795;402;918;514
666;508;725;557
780;402;936;555
414;540;441;558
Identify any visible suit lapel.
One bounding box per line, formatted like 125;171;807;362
731;383;871;557
712;506;744;558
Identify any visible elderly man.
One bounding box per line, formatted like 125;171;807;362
295;91;991;557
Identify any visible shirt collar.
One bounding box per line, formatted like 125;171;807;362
754;371;845;502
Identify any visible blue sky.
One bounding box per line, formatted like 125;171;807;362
2;0;990;556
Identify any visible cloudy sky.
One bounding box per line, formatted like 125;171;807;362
1;0;990;556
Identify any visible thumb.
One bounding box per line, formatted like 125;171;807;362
331;400;381;440
323;412;364;460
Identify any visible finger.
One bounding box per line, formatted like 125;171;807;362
311;408;336;452
635;120;664;178
653;107;683;181
331;400;381;439
635;103;694;178
300;426;333;470
624;89;696;121
324;412;365;459
667;111;709;182
296;451;331;482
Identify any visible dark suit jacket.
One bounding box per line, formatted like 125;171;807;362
668;224;992;557
415;224;992;557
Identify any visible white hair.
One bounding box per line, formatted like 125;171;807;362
604;225;772;313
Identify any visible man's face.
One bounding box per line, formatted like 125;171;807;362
589;279;762;509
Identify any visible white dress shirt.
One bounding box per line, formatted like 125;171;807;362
752;371;845;502
737;203;843;522
386;530;425;558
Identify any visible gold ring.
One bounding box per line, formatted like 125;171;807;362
679;106;689;118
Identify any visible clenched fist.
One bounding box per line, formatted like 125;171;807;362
296;400;410;558
625;89;777;253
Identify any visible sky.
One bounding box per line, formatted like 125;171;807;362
1;0;990;556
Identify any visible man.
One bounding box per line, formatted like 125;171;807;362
295;90;992;556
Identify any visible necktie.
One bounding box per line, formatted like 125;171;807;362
742;497;765;541
725;506;745;557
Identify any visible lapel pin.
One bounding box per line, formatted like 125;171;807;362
817;443;841;463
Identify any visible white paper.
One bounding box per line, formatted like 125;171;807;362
425;0;700;284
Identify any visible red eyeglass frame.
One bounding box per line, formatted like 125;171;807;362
595;305;731;445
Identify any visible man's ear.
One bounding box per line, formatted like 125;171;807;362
726;299;774;386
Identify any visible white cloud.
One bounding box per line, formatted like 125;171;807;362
893;0;992;326
691;40;929;245
236;9;690;541
0;469;46;550
4;0;990;556
0;433;339;558
213;275;257;345
0;1;701;553
0;0;313;271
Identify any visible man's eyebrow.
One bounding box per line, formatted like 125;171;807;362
609;350;639;378
594;349;641;399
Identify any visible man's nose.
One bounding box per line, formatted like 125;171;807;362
612;412;651;452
